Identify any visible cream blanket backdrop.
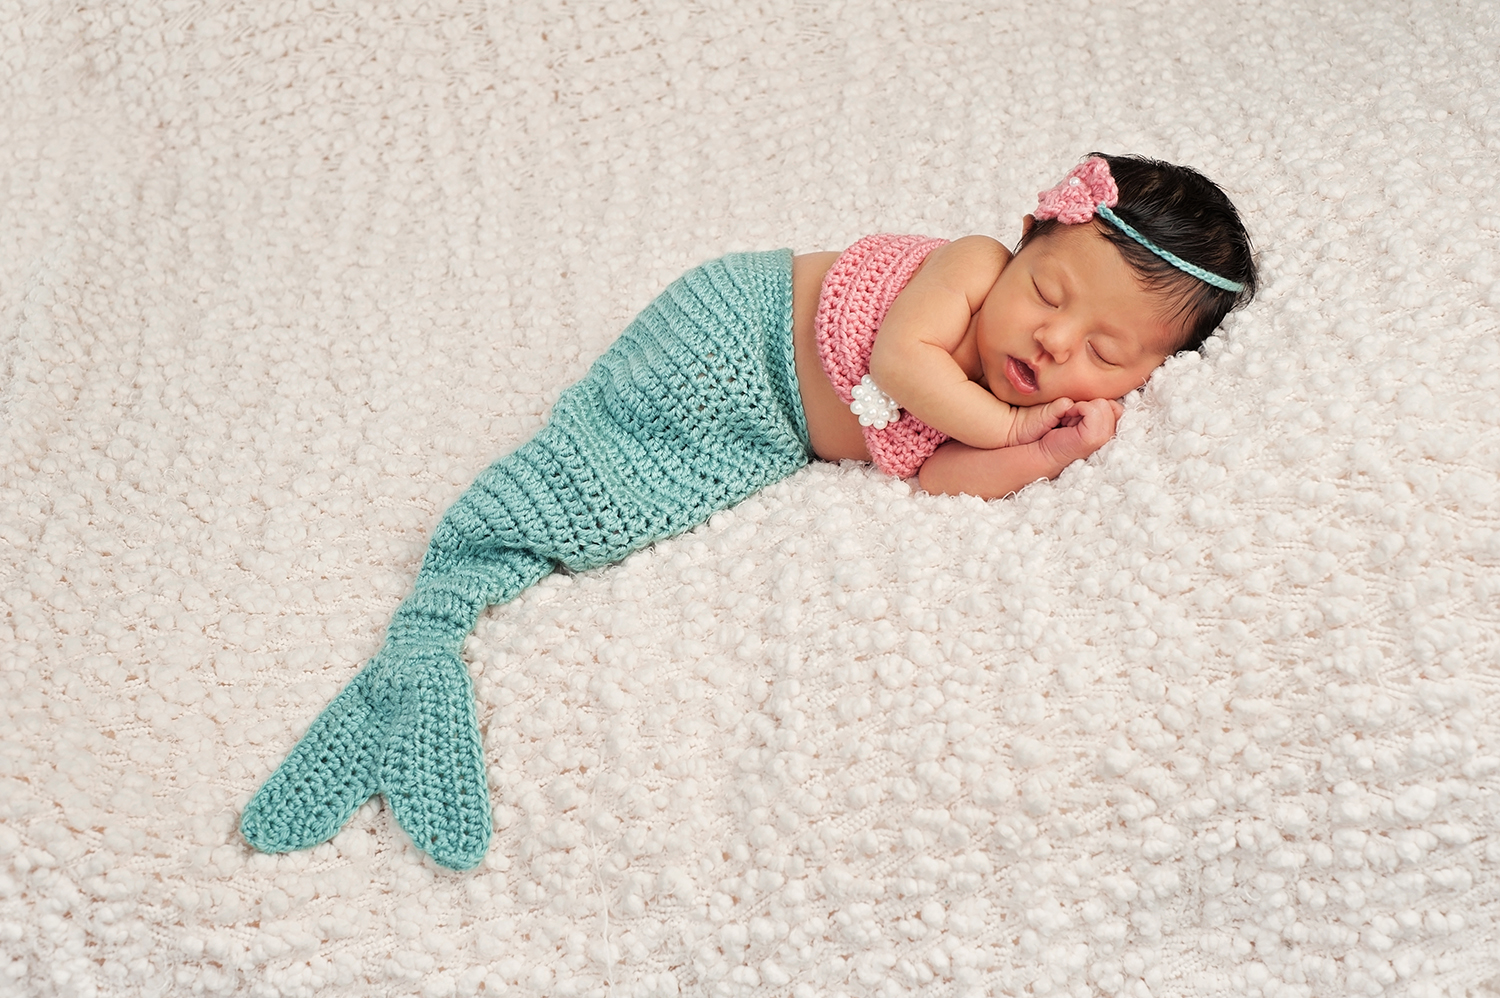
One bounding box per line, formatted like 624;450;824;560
2;1;1497;996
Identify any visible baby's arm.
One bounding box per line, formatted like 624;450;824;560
868;236;1068;450
917;398;1124;499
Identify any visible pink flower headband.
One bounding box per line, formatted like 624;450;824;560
1034;158;1245;293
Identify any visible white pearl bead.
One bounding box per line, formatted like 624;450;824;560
849;375;900;431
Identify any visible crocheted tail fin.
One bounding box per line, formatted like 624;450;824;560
240;507;554;870
238;651;394;857
238;639;497;870
378;645;493;869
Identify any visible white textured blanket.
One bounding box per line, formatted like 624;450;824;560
2;1;1497;996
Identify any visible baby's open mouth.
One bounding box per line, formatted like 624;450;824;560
1006;356;1039;394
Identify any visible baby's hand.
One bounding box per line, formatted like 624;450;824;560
1037;398;1125;467
1008;397;1075;446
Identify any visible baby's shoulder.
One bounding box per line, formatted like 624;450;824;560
942;233;1011;265
916;234;1011;289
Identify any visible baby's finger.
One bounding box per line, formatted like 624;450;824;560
1065;399;1097;425
1080;403;1121;445
1043;398;1074;424
1083;397;1116;422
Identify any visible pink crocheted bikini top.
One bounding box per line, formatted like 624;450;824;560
815;233;950;479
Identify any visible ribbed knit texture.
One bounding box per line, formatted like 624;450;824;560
241;250;809;870
815;234;952;478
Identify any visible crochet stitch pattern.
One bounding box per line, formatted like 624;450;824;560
9;2;1500;992
815;234;951;478
241;250;810;869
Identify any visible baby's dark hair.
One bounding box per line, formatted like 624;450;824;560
1022;153;1257;352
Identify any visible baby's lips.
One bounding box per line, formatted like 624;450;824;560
1005;356;1039;394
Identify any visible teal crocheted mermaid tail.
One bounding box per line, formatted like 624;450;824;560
241;250;809;869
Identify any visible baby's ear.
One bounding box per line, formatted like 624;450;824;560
1020;214;1036;239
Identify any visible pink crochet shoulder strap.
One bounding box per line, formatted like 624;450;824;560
815;233;950;479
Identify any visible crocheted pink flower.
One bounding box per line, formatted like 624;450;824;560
1035;157;1120;224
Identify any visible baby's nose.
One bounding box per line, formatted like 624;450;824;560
1037;326;1076;362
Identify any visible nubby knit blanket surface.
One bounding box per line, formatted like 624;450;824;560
816;234;952;478
6;1;1500;995
241;249;809;869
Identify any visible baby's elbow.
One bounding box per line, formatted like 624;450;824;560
916;461;937;496
916;455;959;497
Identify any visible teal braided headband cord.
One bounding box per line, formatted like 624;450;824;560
1034;158;1247;295
1096;204;1246;293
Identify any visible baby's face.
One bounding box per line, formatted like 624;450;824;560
974;221;1182;407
